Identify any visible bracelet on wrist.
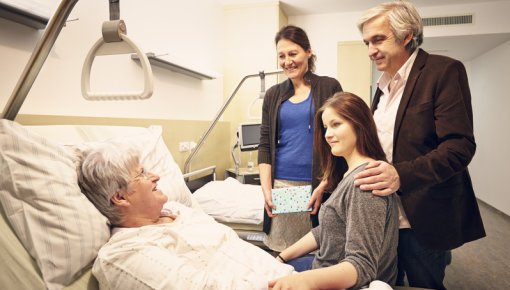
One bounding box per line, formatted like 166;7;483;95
277;254;287;263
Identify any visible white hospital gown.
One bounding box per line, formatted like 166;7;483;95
93;202;294;290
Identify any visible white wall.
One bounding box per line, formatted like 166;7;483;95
470;40;510;215
223;2;280;124
0;0;225;120
289;1;510;215
222;1;281;168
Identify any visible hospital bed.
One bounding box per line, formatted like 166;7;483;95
0;121;266;290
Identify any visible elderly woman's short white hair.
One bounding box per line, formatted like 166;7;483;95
357;0;423;53
77;143;140;226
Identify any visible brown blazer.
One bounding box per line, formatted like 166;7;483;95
371;49;485;251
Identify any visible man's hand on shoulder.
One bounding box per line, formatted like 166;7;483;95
354;160;400;196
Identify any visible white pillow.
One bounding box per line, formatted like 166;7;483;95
193;177;263;224
0;120;110;290
70;125;195;208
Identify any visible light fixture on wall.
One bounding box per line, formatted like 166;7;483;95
0;0;59;29
184;70;283;175
2;0;79;120
131;52;216;80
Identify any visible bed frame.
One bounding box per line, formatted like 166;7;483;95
184;165;267;249
183;165;217;193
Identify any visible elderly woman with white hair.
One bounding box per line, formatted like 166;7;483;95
78;143;293;290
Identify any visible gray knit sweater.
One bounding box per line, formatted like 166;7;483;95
311;163;398;289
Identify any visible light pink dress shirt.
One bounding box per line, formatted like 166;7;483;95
373;49;419;229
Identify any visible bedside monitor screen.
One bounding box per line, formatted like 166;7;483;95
238;123;261;151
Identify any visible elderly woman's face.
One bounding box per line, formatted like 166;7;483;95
125;165;168;216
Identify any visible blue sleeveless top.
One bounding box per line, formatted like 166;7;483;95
275;92;314;182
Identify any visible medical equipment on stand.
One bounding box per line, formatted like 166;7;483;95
229;123;261;183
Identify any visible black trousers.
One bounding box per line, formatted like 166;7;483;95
396;229;452;290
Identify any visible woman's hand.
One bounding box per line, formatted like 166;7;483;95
263;187;277;217
259;164;276;217
269;273;316;290
306;180;327;214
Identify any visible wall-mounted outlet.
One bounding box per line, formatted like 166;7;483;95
189;141;197;151
179;141;197;152
178;142;190;152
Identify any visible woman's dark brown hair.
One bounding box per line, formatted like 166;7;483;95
275;25;316;72
314;92;387;191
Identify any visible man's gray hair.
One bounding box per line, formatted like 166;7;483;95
77;143;140;226
357;0;423;53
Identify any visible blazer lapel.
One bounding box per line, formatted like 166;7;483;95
371;86;383;113
393;49;428;144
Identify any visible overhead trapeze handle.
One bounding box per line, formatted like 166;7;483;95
81;23;153;101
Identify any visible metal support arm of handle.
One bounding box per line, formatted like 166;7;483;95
1;0;79;120
183;70;282;174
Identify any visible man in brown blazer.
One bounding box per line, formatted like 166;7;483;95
354;1;486;289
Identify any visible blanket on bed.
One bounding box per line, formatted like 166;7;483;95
93;202;293;289
193;177;264;225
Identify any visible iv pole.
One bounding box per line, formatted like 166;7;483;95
183;70;282;175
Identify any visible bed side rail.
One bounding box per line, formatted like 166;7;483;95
183;165;216;193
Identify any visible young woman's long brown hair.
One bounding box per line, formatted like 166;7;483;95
314;92;387;191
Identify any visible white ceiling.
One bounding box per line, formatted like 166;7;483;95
277;0;497;16
421;33;510;61
220;0;510;61
220;0;498;15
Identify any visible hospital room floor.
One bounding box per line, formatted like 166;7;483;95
444;199;510;290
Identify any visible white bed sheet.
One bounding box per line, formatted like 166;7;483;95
193;177;264;225
93;202;292;290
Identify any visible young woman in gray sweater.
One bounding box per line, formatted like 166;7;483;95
270;92;399;289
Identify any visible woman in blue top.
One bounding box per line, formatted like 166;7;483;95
258;25;342;251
